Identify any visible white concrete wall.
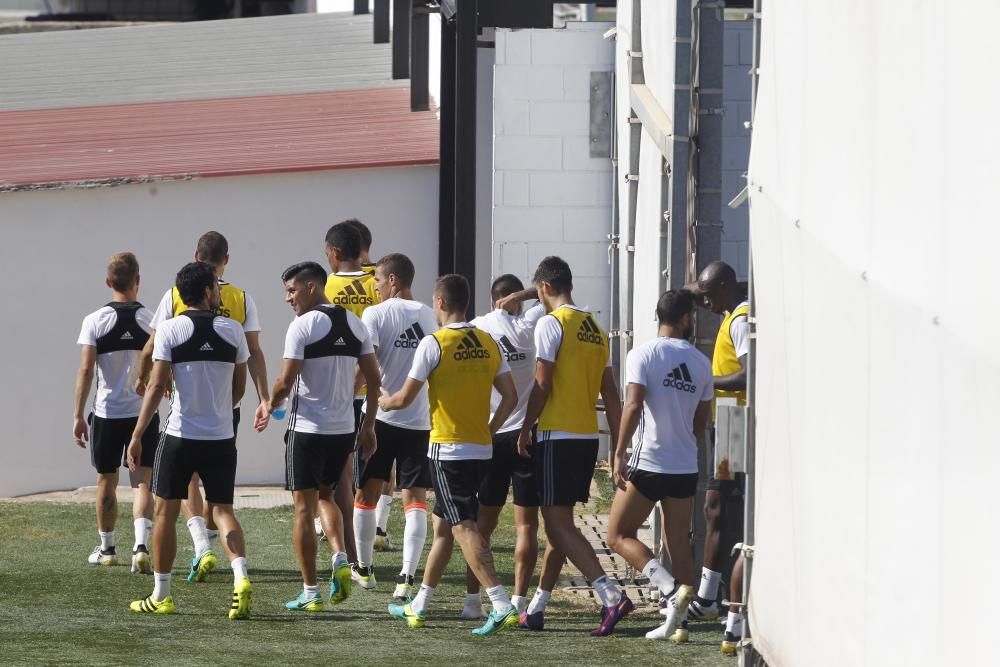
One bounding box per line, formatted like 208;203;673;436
492;23;615;327
0;165;438;497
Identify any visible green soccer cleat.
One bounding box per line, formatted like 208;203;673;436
329;564;352;605
388;602;426;628
129;595;176;615
471;606;520;636
229;577;252;620
286;590;324;612
187;549;217;583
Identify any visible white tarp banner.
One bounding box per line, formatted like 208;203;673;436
748;2;1000;665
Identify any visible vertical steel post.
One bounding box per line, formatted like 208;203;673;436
454;0;478;318
411;2;430;110
392;0;411;79
354;0;369;14
374;0;390;43
438;15;457;276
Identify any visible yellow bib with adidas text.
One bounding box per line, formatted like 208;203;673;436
427;327;501;446
713;304;749;405
537;306;608;434
325;272;380;318
172;281;247;324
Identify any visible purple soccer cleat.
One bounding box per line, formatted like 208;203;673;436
519;610;545;630
590;595;634;637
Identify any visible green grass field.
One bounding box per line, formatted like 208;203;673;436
0;499;731;666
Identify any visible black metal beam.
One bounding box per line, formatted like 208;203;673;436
354;0;369;14
438;16;457;277
374;0;389;43
392;0;411;79
410;3;431;111
454;0;478;318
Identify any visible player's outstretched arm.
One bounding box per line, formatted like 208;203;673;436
126;360;168;472
379;377;424;412
232;362;248;406
714;354;747;392
614;383;645;490
259;358;303;431
490;371;518;436
357;353;381;460
136;332;155;395
246;331;271;430
72;345;97;448
600;366;623;455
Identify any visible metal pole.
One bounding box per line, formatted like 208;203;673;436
454;0;478;317
354;0;369;14
410;3;431;111
392;0;412;79
438;15;456;276
374;0;390;43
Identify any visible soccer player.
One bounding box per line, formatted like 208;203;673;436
323;221;381;583
380;274;520;636
140;231;270;584
126;261;252;619
684;260;749;655
605;289;713;642
355;253;437;600
263;261;381;611
515;256;629;636
73;252;159;573
458;274;545;620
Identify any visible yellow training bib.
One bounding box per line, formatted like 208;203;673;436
713;303;749;405
537;306;608;435
325;272;380;318
172;280;247;325
427;327;500;445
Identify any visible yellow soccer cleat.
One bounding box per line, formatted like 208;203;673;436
187;550;217;583
229;577;252;620
388;602;426;628
329;564;352;605
130;595;176;615
721;631;740;655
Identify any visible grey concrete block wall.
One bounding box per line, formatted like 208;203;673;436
721;18;753;279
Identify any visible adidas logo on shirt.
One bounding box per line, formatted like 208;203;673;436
576;316;604;345
334;337;346;346
332;280;374;307
663;363;697;393
454;330;490;361
120;331;134;341
200;342;214;352
498;335;526;362
394;322;426;349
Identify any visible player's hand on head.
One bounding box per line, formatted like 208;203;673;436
72;417;88;448
126;438;142;472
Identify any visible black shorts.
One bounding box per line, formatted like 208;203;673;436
233;406;241;437
358;420;432;489
90;413;160;474
429;456;489;525
534;438;599;507
479;430;538;507
152;434;237;504
628;469;699;501
285;431;355;491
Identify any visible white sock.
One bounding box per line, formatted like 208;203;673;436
376;494;393;532
486;584;513;614
527;588;551;615
592;575;623;607
463;592;483;609
153;572;171;600
134;518;152;549
698;567;722;601
332;551;348;569
231;556;248;582
411;584;434;614
304;583;319;598
353;504;377;566
726;611;743;636
642;558;676;593
402;505;428;577
512;594;528;614
187;516;211;556
99;531;114;551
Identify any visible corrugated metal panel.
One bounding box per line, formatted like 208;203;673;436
0;12;397;111
0;88;439;189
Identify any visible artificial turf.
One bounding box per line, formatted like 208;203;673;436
0;497;732;666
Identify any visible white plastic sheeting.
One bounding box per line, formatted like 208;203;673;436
748;2;1000;665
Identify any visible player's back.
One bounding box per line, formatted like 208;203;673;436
79;302;153;418
325;271;380;318
427;325;501;445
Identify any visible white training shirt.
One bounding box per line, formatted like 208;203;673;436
153;314;250;440
625;337;714;474
284;306;374;435
77;305;154;419
149;281;261;333
408;322;512;461
730;299;750;358
534;305;612;440
361;298;438;430
471;303;544;433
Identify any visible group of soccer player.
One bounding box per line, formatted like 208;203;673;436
73;218;748;647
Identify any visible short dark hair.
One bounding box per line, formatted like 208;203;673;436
325;222;362;261
491;274;524;302
342;218;372;251
531;256;572;294
107;252;140;292
656;289;697;326
434;274;470;313
196;231;229;265
377;253;415;288
175;261;216;307
281;261;328;286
